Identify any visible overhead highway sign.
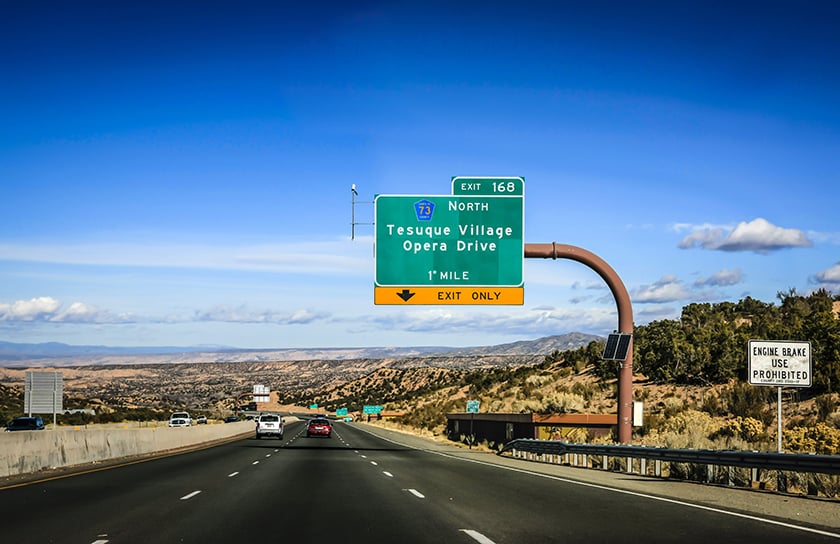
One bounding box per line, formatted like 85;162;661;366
374;194;524;304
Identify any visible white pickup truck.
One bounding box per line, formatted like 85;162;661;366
168;412;192;427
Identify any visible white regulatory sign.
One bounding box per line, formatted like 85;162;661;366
748;340;812;387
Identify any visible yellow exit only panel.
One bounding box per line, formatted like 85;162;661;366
374;286;524;305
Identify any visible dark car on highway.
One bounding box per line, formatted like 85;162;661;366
5;416;46;431
306;418;332;438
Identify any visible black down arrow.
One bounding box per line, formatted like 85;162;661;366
397;289;416;302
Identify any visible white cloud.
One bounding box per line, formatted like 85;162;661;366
0;296;61;321
1;296;337;328
812;262;840;285
694;268;744;287
52;302;101;323
678;218;812;253
0;237;373;276
359;305;618;339
0;297;124;323
194;305;331;325
631;276;692;303
677;225;728;250
571;280;607;291
806;230;840;245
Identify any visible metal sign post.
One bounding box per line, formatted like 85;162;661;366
777;386;783;454
526;243;635;443
466;399;480;449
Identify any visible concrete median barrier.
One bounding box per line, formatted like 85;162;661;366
0;421;254;478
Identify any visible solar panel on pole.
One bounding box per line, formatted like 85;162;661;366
602;333;632;361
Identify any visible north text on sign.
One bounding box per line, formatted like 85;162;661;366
449;201;489;212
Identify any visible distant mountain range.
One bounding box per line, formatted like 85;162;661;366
0;341;207;360
0;333;602;366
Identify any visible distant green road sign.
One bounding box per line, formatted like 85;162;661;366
466;400;480;413
309;404;318;410
375;194;524;288
363;405;383;415
336;407;349;417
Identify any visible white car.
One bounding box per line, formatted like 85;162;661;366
255;414;284;439
168;412;192;427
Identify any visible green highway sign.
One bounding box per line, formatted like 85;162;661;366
336;407;349;417
452;176;524;196
363;405;383;415
466;399;480;413
374;194;524;288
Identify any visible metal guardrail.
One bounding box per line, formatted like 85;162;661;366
499;439;840;499
498;439;840;475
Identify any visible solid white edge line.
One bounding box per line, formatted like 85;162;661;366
180;490;201;500
460;529;496;544
408;488;425;499
351;425;840;539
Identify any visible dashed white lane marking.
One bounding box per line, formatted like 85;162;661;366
180;490;201;501
360;455;367;458
407;489;425;499
352;424;840;541
228;472;239;478
370;461;378;466
252;461;260;465
265;454;271;458
91;540;109;544
460;529;496;544
382;471;393;478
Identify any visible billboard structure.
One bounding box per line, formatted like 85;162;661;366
24;371;63;426
253;384;270;404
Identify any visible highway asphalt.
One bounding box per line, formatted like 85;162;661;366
0;419;837;543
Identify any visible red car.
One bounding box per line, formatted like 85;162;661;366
306;418;332;437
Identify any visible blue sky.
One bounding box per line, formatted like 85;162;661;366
2;1;839;349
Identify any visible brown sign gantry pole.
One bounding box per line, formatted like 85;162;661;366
525;243;634;443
